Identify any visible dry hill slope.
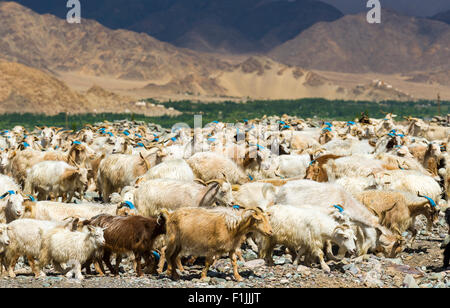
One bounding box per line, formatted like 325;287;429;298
269;10;450;74
5;0;344;54
0;2;428;105
0;60;179;116
0;1;230;81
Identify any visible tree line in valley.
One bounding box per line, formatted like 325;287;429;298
0;98;447;130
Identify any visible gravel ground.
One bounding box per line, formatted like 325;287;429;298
1;215;449;288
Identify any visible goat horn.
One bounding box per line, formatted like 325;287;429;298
194;179;207;186
139;152;151;170
206;179;225;186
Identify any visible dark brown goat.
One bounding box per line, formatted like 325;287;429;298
83;214;166;276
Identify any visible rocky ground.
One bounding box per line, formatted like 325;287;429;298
0;215;449;289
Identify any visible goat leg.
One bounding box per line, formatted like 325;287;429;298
324;241;340;261
114;254;123;275
157;246;166;274
102;250;116;275
135;253;143;277
201;256;214;281
27;255;43;278
93;259;105;276
310;248;330;273
229;252;243;282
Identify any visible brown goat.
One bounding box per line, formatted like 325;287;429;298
357;190;439;244
423;143;441;177
82;214;166;277
162;207;272;281
304;154;342;182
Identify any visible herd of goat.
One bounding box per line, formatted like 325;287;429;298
0;113;448;282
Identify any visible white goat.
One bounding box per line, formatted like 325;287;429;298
259;205;357;272
134;179;234;217
39;225;106;280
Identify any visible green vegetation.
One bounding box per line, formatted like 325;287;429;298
0;98;448;130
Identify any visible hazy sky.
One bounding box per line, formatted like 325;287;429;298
317;0;450;17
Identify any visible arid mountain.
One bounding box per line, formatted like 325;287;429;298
0;1;440;111
317;0;450;17
0;60;89;115
403;70;450;86
4;0;343;53
0;1;230;81
269;10;450;74
433;10;450;24
140;57;414;102
0;60;180;116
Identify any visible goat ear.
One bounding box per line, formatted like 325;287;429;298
221;172;229;183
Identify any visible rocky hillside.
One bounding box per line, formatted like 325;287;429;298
0;60;179;116
5;0;343;53
433;10;450;25
0;1;229;80
269;10;450;74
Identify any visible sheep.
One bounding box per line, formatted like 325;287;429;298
187;152;249;184
275;180;405;257
133;178;234;217
356;190;440;244
39;225;106;280
136;159;194;183
23;200;136;221
2;219;73;278
96;149;163;202
82;214;166;276
259;205;357;272
162;206;272;281
24;161;89;202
